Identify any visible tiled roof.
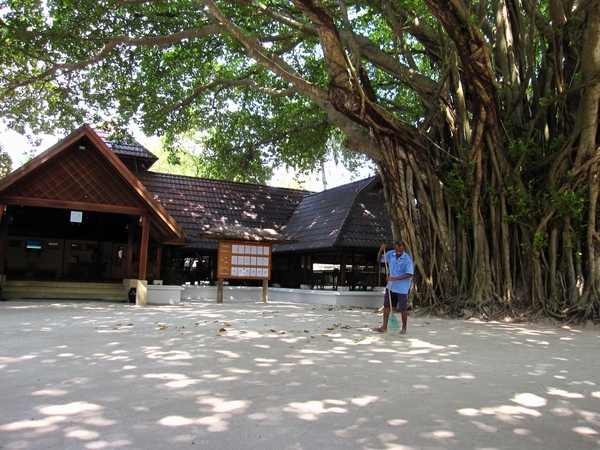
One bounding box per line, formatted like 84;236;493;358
96;130;158;170
98;131;393;254
275;177;393;252
135;172;309;251
197;225;295;243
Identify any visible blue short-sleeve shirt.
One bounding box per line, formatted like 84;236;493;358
382;249;414;294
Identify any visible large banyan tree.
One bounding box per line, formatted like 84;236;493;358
1;0;599;321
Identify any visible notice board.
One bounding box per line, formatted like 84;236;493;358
217;240;272;280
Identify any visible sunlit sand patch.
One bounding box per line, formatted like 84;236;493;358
388;418;408;426
471;420;498;433
284;400;347;420
197;397;249;413
511;392;547;408
525;339;549;345
165;379;201;388
423;429;455;439
225;367;252;374
197;414;231;432
159;415;194;426
547;387;585;399
214;350;241;358
64;427;100;440
31;389;68;397
442;373;475;380
213;400;248;413
38;402;103;416
482;404;542;418
408;339;445;350
146;350;193;360
458;404;542;420
550;407;573;416
351;395;378;407
513;428;531;436
0;416;62;431
144;373;190;381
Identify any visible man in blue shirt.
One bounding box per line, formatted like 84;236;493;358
373;241;414;334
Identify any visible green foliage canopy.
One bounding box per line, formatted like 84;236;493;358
0;143;11;178
0;0;376;183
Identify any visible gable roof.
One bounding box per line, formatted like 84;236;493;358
134;171;308;251
275;177;393;253
0;125;186;245
95;129;158;172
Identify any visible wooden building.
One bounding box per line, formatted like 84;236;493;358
0;125;393;292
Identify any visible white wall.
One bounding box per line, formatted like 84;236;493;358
182;285;383;309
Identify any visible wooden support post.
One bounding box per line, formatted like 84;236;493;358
339;251;346;290
126;225;134;279
217;278;224;303
138;215;149;281
155;245;162;280
262;279;268;303
0;204;7;276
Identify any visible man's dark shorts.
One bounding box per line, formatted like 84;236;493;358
384;289;408;311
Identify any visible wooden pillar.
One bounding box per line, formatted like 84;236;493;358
339;251;347;290
138;215;149;281
155;245;162;280
0;204;6;275
262;279;268;302
217;278;224;303
126;224;134;279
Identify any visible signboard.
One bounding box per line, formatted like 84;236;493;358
217;240;272;280
70;211;83;223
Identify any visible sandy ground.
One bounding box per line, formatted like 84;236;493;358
0;298;599;450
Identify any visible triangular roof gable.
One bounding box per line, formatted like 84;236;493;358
0;124;186;244
335;178;394;248
95;129;159;171
276;176;392;252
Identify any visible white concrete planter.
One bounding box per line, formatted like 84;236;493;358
147;285;184;305
182;285;383;309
